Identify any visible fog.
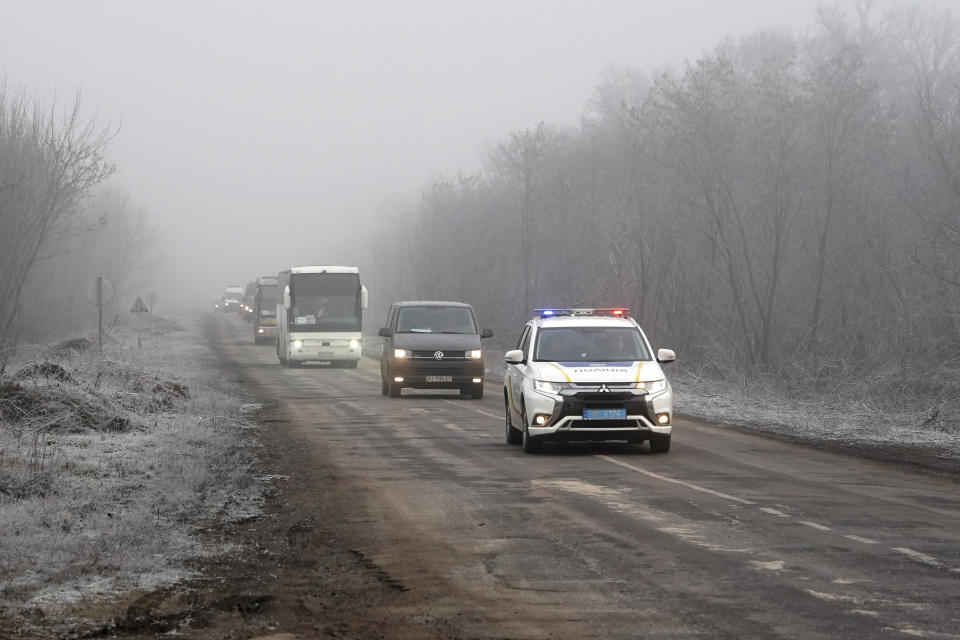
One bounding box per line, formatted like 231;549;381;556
0;0;875;307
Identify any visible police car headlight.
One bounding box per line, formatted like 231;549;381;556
535;380;571;394
393;348;410;359
636;379;667;393
465;349;482;359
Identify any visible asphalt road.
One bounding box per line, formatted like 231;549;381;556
213;314;960;640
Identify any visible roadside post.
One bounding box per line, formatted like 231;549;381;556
131;296;149;349
84;276;116;353
148;292;158;314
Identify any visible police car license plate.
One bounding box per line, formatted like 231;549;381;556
426;375;452;383
583;408;627;420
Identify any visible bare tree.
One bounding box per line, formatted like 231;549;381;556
0;85;114;344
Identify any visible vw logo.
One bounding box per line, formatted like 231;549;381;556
598;384;610;393
434;351;445;360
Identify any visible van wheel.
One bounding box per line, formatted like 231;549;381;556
472;386;484;400
649;434;671;453
381;377;388;395
505;397;521;444
520;401;541;453
345;360;358;369
389;381;402;397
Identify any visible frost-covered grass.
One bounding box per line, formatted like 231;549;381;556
671;365;960;459
0;312;264;614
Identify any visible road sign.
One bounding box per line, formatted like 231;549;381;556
84;276;115;306
84;275;116;353
131;297;149;313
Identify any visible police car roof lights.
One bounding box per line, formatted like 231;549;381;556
534;308;631;318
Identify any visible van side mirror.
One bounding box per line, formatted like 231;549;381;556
378;327;391;337
360;285;369;310
283;286;291;310
657;348;676;364
481;328;494;339
504;349;524;365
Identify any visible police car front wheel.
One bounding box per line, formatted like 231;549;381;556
649;434;671;453
520;400;542;453
504;398;521;445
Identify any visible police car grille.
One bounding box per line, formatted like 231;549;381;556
573;420;638;429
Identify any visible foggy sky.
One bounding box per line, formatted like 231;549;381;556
0;0;918;306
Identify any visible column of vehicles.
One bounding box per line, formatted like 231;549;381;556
218;265;677;453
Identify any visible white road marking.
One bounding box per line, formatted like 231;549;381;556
759;507;790;518
440;399;502;420
800;521;833;531
596;455;755;505
752;560;786;571
844;535;879;545
892;547;960;574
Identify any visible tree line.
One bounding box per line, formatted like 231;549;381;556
0;84;154;347
370;4;960;400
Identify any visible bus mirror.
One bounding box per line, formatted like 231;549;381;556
283;286;291;310
360;285;369;310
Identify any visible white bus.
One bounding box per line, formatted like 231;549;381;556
276;266;368;368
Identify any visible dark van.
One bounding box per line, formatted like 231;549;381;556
379;301;493;399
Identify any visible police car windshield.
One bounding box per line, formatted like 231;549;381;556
396;306;478;334
534;327;650;362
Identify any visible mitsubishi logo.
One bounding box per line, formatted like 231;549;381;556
434;351;445;360
598;384;610;393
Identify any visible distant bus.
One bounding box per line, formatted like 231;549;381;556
276;266;368;367
253;276;279;344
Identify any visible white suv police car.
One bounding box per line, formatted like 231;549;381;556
503;309;676;453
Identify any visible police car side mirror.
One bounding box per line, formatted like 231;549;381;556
504;349;524;365
378;327;391;337
657;348;676;364
481;328;494;339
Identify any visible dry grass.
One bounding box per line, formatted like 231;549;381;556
0;312;266;613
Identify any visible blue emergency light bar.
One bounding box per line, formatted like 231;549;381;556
534;308;631;318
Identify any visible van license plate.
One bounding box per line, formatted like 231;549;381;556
426;376;452;383
583;408;627;420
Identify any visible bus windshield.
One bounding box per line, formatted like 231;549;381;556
290;273;361;331
258;286;278;317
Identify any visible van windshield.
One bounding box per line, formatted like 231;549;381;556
396;306;477;334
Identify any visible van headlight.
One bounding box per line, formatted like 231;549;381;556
349;339;360;349
291;339;303;349
534;380;571;394
466;349;482;359
393;348;410;359
636;379;667;394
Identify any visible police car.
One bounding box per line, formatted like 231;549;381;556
503;309;676;453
